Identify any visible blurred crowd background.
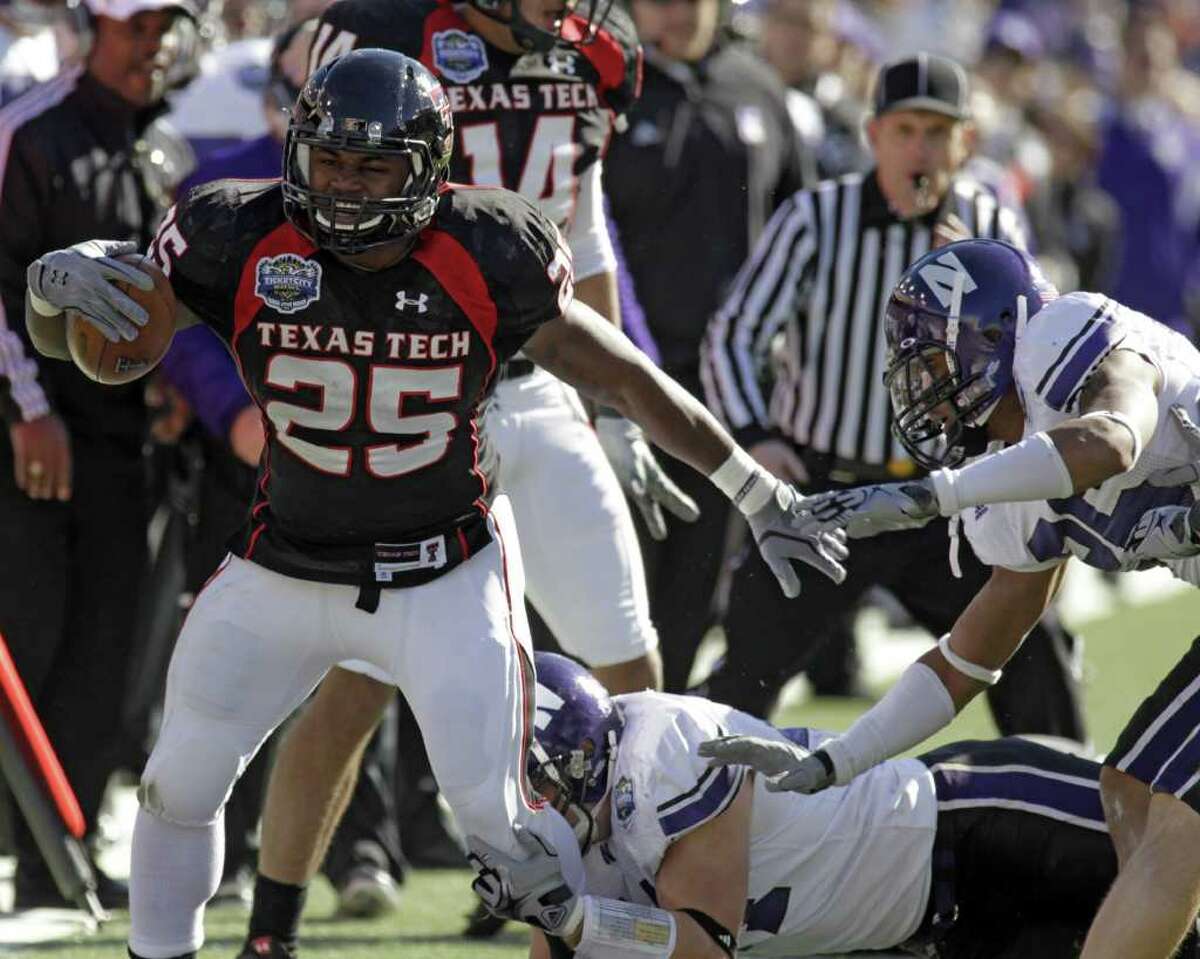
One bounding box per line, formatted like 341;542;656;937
1;0;1200;927
4;0;1199;332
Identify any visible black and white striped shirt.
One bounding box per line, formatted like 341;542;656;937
702;171;1026;468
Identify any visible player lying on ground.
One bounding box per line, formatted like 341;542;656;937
480;651;1144;959
701;238;1200;959
20;49;847;959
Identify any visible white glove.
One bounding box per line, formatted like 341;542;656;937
467;825;584;937
1147;405;1200;488
1126;502;1200;562
806;479;939;539
746;482;849;598
26;240;154;343
697;735;835;795
594;412;700;540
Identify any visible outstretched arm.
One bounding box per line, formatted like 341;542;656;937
807;349;1163;539
524;299;848;597
702;563;1065;793
525;298;730;474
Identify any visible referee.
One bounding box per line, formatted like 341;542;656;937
701;52;1085;741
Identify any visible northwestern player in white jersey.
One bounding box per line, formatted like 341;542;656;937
478;652;1134;959
700;238;1200;959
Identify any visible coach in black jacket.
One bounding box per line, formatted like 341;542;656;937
0;0;195;908
701;54;1087;740
604;1;812;693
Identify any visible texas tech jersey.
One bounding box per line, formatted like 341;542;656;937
147;179;572;586
963;291;1200;583
582;692;937;955
307;0;641;233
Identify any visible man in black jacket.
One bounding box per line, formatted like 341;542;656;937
604;0;812;692
0;0;196;909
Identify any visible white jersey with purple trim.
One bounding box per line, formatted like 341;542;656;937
962;291;1200;582
581;692;937;955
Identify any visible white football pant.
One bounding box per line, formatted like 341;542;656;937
128;496;574;957
487;368;658;667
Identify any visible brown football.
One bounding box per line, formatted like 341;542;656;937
66;253;177;386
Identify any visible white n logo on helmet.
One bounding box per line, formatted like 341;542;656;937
918;251;979;308
534;687;564;731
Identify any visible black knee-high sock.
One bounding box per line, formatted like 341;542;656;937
247;874;308;948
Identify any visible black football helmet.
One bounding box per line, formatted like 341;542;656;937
282;49;453;255
468;0;616;54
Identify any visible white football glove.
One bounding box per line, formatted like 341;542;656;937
1126;502;1200;563
26;240;154;343
1147;405;1200;488
467;825;584;938
747;482;849;598
697;735;835;795
806;479;940;539
594;412;700;540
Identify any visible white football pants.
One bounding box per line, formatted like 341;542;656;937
486;368;658;667
128;495;579;957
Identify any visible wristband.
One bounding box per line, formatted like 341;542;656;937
938;633;1003;685
709;446;775;515
575;895;676;959
28;291;63;318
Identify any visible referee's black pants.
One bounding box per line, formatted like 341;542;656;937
633;365;733;693
0;442;149;894
707;511;1087;740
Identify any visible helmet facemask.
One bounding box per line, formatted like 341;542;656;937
280;50;453;257
884;282;1018;470
283;131;441;256
885;335;984;469
527;728;619;852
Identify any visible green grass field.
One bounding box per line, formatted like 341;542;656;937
8;584;1200;958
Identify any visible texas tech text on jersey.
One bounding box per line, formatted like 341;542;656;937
148;177;572;588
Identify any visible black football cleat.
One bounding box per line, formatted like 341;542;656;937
462;900;507;939
236;935;297;959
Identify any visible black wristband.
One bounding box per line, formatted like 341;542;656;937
813;748;836;779
681;907;736;958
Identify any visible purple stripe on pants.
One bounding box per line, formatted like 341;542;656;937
932;765;1105;826
1119;681;1200;786
1151;726;1200;796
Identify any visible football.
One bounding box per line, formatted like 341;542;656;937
66;253;177;386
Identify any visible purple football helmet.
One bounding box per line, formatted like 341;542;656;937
529;653;623;848
884;238;1058;468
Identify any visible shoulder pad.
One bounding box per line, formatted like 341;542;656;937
176;179;280;262
1015;292;1125;414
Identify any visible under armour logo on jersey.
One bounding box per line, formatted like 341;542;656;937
918;251;979;309
545;50;577;74
395;291;429;313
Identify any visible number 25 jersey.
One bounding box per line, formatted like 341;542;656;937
148;179;572;585
962;291;1200;585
